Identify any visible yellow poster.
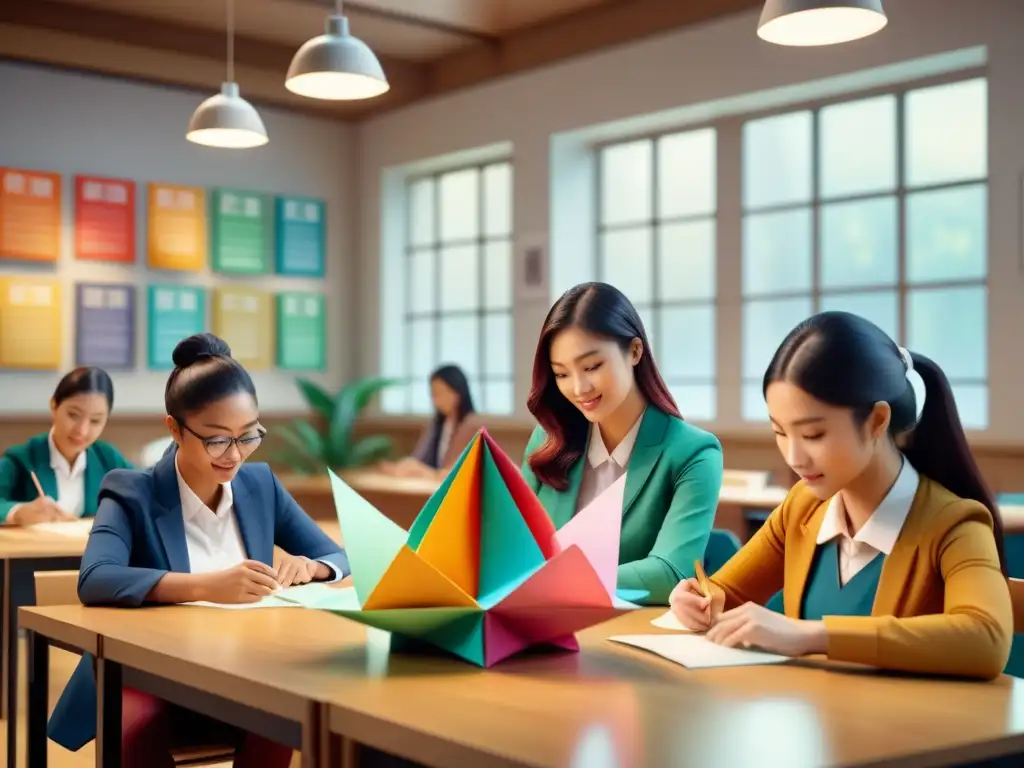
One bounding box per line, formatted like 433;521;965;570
147;183;206;271
0;277;62;369
212;287;274;370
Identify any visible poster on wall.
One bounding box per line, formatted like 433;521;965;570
211;188;272;274
0;168;61;263
275;196;325;276
76;283;135;368
147;183;206;271
212;287;274;370
147;285;206;369
0;277;62;369
74;176;136;263
276;292;326;371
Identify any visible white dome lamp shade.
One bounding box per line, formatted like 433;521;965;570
285;3;389;101
757;0;887;47
186;0;268;148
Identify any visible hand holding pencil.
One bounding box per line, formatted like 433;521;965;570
667;560;724;631
6;472;75;526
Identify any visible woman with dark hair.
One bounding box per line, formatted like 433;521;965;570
380;364;482;479
670;311;1012;680
521;282;723;605
0;366;131;525
47;333;349;766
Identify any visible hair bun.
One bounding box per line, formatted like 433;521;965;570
172;333;232;368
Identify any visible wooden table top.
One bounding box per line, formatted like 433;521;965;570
19;604;1024;767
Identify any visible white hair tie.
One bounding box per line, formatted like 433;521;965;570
898;346;913;375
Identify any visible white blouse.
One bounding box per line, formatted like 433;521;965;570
574;411;644;514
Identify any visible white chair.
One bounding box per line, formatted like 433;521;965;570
139;436;175;468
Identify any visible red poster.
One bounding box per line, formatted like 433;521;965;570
74;175;135;263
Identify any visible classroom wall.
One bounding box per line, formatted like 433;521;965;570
0;61;356;416
355;0;1024;446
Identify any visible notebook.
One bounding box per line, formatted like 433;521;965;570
608;633;791;669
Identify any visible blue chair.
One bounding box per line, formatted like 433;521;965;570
703;529;741;574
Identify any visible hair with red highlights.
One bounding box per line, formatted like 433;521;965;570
526;282;680;491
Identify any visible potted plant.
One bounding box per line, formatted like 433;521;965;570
271;376;398;475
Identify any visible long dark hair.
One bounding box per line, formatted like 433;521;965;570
526;282;680;490
53;367;115;409
764;311;1005;573
424;364;475;467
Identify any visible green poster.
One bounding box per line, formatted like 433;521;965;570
211;188;271;274
277;292;326;370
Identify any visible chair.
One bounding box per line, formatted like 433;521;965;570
139;436;175;468
32;571;236;767
703;529;741;574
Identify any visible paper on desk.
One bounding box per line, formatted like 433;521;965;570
650;610;700;631
28;519;94;538
608;633;791;669
184;583;357;610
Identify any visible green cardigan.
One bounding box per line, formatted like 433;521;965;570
520;407;723;605
0;433;132;522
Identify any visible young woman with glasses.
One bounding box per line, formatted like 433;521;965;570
48;332;350;767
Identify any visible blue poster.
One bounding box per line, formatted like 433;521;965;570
276;196;325;276
76;283;135;369
147;285;206;369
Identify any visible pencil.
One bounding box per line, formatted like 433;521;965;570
30;471;45;499
693;559;712;600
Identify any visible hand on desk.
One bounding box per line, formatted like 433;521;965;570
8;496;77;525
379;457;435;479
276;552;329;587
196;560;281;604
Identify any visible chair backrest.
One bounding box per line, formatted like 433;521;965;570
139;436;175;468
721;470;770;491
34;570;81;607
703;529;742;574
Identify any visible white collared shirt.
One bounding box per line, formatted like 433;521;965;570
175;456;249;574
816;458;920;586
49;430;87;518
575;410;644;514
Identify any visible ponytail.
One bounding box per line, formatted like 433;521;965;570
903;352;1006;575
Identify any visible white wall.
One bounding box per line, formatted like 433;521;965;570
0;61;355;414
356;0;1024;444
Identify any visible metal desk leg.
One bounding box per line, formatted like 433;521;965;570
96;656;122;768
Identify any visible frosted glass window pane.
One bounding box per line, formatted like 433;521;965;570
439;315;479;378
952;384;988;430
820;197;898;289
657;129;716;217
819;95;896;198
483;163;512;237
483;314;512;377
819;291;898;342
380;385;407;414
742;209;812;296
600;140;652;225
905;79;987;187
658;220;715;301
482;381;514;415
742;297;813;379
484;241;512;310
600;227;653;304
439;245;479;311
906;286;986;380
657;306;714;380
410;382;433;415
409;319;435;378
742;111;812;209
408;249;435;313
669;384;716;421
439;168;479;241
742;382;770;422
906;185;987;284
408;179;434;247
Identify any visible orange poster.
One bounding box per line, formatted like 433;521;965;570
0;168;62;262
0;277;62;369
147;183;206;271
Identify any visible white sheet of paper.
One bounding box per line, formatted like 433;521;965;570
608;633;791;669
182;583;342;610
29;520;94;538
650;610;700;631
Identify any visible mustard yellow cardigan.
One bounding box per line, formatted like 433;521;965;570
710;476;1013;680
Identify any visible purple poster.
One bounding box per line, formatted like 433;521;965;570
75;283;135;368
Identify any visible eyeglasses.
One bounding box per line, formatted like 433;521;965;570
181;423;266;459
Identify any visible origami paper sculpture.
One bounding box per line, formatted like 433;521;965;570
286;428;644;666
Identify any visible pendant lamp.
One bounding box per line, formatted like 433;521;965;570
757;0;887;47
285;0;389;101
187;0;268;148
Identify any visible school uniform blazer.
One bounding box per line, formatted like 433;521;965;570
520;407;723;606
0;433;131;521
47;449;350;751
709;476;1013;680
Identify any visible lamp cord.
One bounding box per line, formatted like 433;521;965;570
226;0;235;83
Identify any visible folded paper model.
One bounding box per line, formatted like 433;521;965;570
279;428;644;666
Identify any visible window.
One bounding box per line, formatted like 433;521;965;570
383;161;514;415
740;77;988;428
596;128;717;420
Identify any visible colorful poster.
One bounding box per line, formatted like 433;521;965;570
74;176;135;263
0;169;61;262
212;287;273;370
275;196;325;276
211;188;272;274
147;285;206;369
276;292;326;371
0;278;61;369
147;183;206;271
75;283;135;369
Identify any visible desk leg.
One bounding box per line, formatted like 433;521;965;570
1;558;9;723
96;657;122;768
25;629;48;768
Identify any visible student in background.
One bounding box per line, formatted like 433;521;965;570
669;311;1012;680
379;363;482;479
0;366;131;525
521;282;723;606
47;333;349;767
